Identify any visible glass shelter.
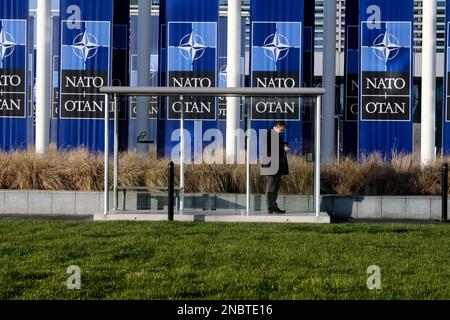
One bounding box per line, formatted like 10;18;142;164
100;86;326;221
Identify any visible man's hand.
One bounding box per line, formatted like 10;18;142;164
284;147;290;153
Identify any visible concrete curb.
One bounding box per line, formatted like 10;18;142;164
321;196;443;220
0;190;445;220
94;212;331;224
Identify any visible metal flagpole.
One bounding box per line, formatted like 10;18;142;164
104;94;110;215
35;0;52;154
421;0;437;166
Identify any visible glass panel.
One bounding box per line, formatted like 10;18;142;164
180;95;247;215
116;93;318;217
249;95;315;215
117;94;169;213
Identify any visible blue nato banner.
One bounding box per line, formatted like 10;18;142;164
359;0;414;158
158;0;219;159
0;0;29;150
443;1;450;155
58;0;129;151
343;0;359;156
250;0;304;155
128;15;159;149
111;1;130;149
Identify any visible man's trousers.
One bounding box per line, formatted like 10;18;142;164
266;175;282;208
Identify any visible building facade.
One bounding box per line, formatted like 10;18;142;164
27;0;447;154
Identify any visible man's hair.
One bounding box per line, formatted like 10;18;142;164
274;121;286;128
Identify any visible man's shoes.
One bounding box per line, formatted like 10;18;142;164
268;207;286;214
273;207;286;214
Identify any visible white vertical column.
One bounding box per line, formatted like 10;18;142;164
35;0;52;154
226;0;242;164
421;0;437;166
136;0;152;154
322;0;337;164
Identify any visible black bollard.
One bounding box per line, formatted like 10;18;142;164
442;163;448;222
168;162;175;221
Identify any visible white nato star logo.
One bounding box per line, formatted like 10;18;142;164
219;64;227;82
0;29;17;61
262;31;291;62
371;31;401;64
178;31;208;63
71;31;100;62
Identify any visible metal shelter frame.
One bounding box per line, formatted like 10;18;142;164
99;87;326;217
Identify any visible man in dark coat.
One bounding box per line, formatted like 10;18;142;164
262;121;289;214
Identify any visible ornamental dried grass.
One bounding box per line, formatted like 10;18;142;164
320;153;442;196
0;146;446;195
0;146;104;191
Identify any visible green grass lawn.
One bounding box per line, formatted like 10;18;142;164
0;220;449;300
